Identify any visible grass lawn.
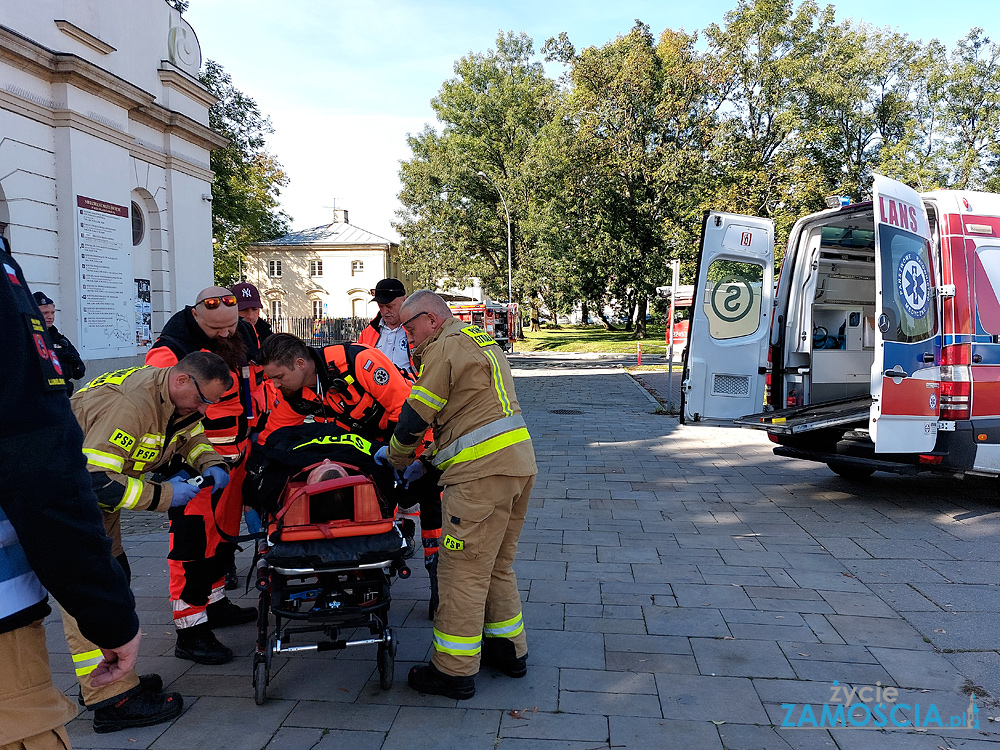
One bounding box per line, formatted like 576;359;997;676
516;324;676;354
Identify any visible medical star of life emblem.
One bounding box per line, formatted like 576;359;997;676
372;367;390;386
896;251;928;319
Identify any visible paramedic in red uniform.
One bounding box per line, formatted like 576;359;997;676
358;278;415;375
146;287;264;664
1;237;142;748
381;290;536;700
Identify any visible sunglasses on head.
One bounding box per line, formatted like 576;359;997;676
198;295;238;310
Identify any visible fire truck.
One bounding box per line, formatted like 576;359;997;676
448;302;518;351
682;174;1000;479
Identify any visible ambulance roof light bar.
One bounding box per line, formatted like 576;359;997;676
825;195;852;209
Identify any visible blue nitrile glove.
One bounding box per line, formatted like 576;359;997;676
202;465;230;490
403;459;425;488
166;475;200;507
373;446;390;466
244;508;262;535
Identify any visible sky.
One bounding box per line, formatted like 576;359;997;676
182;0;998;242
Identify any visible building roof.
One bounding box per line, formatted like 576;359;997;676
252;221;395;248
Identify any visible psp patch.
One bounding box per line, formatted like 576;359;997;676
109;429;136;452
372;367;390;386
442;534;465;551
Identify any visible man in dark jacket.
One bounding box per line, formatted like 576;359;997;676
231;281;273;345
1;237;149;745
33;290;86;394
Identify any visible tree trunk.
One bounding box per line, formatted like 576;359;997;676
580;300;589;325
597;311;617;331
634;296;648;339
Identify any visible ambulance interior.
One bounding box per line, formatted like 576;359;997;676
783;211;879;409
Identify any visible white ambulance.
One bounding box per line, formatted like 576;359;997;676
681;175;1000;478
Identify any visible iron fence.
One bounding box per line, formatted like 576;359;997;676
265;316;369;346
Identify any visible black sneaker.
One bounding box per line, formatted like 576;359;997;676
224;564;240;591
408;663;476;700
80;673;163;708
482;638;528;678
92;688;182;733
174;623;234;665
206;597;257;628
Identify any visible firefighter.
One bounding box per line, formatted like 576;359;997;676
258;333;443;612
146;287;265;664
62;353;231;731
358;277;415;375
380;290;536;700
32;290;86;394
1;238;142;746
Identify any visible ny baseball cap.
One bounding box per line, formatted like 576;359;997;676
231;282;263;310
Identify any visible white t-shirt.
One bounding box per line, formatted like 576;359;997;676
377;322;413;373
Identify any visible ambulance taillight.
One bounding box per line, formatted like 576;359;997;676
939;344;971;420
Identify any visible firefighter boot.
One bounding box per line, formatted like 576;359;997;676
425;552;439;620
80;673;163;707
206;597;257;628
224;562;239;591
408;663;476;700
482;637;528;678
174;623;234;665
92;682;183;733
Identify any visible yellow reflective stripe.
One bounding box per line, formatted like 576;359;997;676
83;448;124;472
411;386;447;412
187;443;214;462
436;428;531;470
484;612;524;638
72;649;104;676
483;347;513;416
190;423;205;436
390;434;419;457
432;628;482;656
120;476;144;510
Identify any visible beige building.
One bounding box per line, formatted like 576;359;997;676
245;209;409;320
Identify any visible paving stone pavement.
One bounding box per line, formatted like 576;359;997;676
45;352;1000;748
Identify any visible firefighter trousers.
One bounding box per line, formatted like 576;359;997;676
0;620;76;749
60;512;140;708
168;459;246;629
431;473;534;678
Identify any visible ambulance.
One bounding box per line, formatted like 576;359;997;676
681;174;1000;478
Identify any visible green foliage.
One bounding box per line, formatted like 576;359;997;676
200;60;291;287
396;2;1000;338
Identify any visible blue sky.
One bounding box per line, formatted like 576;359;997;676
183;0;997;241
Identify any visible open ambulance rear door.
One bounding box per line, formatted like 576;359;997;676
681;211;774;424
870;174;942;452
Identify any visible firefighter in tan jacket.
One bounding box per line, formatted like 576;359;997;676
61;352;233;733
380;290;536;701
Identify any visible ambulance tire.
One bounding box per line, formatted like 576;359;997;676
827;462;875;481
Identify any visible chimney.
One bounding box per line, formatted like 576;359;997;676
333;209;349;224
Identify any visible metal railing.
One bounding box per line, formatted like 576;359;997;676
265;316;369;346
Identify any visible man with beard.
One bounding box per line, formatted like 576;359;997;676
146;287;265;664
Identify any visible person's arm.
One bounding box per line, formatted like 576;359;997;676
387;345;451;469
355;346;413;422
258;388;306;443
145;344;179;368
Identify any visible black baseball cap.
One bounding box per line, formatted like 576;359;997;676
33;291;55;306
371;278;406;303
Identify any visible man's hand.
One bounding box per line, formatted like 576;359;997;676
403;459;425;488
89;630;142;687
373;446;390;466
165;475;199;507
203;465;230;490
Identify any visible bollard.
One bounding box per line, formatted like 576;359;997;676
637;341;641;366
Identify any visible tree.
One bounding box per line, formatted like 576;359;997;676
200;59;291;286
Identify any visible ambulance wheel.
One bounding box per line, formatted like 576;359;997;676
827;462;875;480
378;628;396;690
253;658;268;705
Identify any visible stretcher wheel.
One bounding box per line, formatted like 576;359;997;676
377;628;396;690
253;657;268;705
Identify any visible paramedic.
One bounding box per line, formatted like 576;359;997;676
231;281;273;344
61;353;231;730
358;278;415;375
146;287;264;664
258;333;443;611
0;238;141;747
381;290;536;700
32;290;86;394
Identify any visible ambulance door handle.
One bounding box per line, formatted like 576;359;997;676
922;352;934;363
884;366;908;380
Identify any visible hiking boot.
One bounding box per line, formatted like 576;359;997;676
80;673;163;708
482;638;528;678
206;597;257;628
224;563;239;591
408;663;475;700
92;687;182;733
174;623;234;665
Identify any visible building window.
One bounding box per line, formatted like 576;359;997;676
312;299;323;319
351;260;363;275
270;300;282;320
269;259;282;278
309;260;323;277
131;202;144;246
